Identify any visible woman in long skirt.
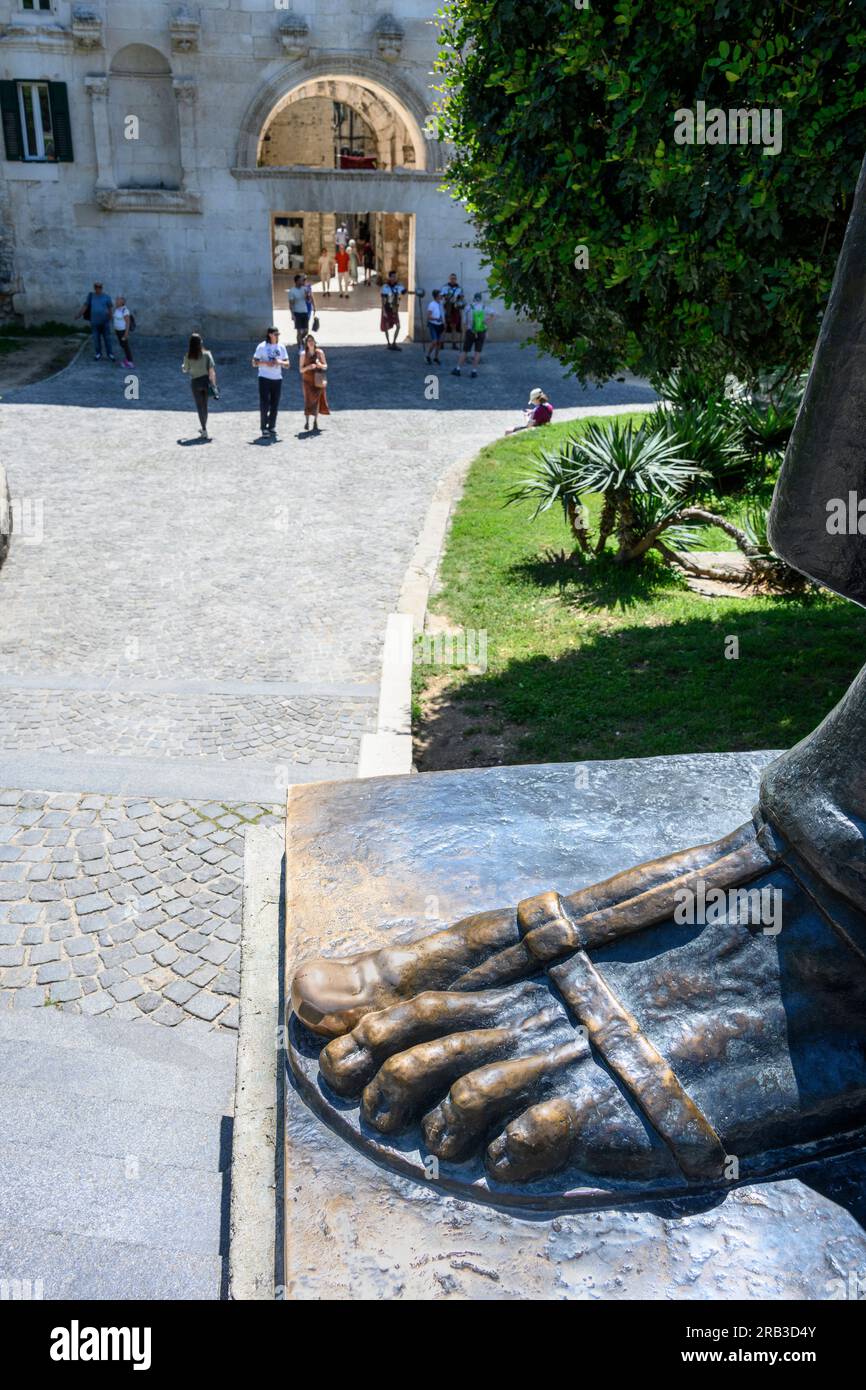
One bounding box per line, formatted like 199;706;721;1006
299;333;331;433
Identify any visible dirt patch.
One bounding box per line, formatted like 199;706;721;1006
414;670;527;771
0;336;85;395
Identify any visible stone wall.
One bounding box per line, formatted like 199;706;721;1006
0;0;526;338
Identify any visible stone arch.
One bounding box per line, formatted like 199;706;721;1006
236;56;430;172
109;43;182;190
259;78;412;170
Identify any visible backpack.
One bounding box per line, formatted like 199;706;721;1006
471;304;486;333
128;311;136;332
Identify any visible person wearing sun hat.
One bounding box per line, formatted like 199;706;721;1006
505;387;554;434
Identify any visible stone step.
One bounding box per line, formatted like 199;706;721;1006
0;1083;230;1172
0;1223;224;1301
0;1035;235;1116
0;1006;236;1115
0;1140;227;1256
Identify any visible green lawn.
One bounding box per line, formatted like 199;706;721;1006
415;413;866;766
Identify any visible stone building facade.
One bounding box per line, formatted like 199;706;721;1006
0;0;510;336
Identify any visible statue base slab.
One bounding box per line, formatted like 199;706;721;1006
283;754;866;1299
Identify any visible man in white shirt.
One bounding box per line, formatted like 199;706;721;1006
252;327;290;438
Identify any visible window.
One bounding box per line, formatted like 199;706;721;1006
19;82;54;159
21;2;54;12
1;81;73;162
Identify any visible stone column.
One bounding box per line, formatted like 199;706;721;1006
84;75;113;191
173;79;199;196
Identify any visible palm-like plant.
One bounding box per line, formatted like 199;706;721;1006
506;441;590;550
738;501;809;592
565;419;701;562
644;401;751;495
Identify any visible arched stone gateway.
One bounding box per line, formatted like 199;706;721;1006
234;58;464;342
235;57;436;174
1;15;517;338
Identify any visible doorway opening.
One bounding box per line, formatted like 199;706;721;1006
271;210;417;347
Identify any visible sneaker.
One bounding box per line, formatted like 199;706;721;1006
451;367;461;376
94;354;102;361
123;359;133;368
200;428;209;440
470;370;478;378
107;354;116;362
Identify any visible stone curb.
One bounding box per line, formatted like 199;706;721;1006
228;822;283;1301
358;402;654;780
357;450;476;779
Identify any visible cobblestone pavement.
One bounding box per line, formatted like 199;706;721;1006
0;789;281;1027
0;689;371;765
0;337;654;1024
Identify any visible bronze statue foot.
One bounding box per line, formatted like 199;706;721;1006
291;821;759;1037
291;814;866;1193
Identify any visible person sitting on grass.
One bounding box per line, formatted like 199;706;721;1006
505;388;554;434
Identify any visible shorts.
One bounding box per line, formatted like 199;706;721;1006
428;322;444;341
292;312;310;334
462;329;487;353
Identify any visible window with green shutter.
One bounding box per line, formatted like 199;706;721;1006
0;80;73;163
0;82;24;161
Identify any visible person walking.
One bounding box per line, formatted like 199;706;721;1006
380;270;402;350
181;333;217;440
303;276;317;325
299;333;331;433
362;239;374;285
441;273;464;351
287;274;310;348
112;295;134;367
452;292;495;377
335;244;350;298
425;289;445;365
318;248;333;297
252;326;290;439
76;281;114;361
348;239;359;286
505;388;554;434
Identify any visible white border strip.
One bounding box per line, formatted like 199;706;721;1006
228;822;283;1301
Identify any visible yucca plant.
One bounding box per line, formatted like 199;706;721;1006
738;501;810;593
510;420;711;566
644;400;750;495
506;441;592;550
564;419;703;562
508;419;786;577
652;365;726;411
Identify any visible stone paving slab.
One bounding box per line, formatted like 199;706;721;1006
0;689;373;763
0;789;281;1030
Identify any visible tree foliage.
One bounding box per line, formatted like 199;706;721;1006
435;0;866;384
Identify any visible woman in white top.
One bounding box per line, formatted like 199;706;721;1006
425;289;445;365
112;296;133;367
